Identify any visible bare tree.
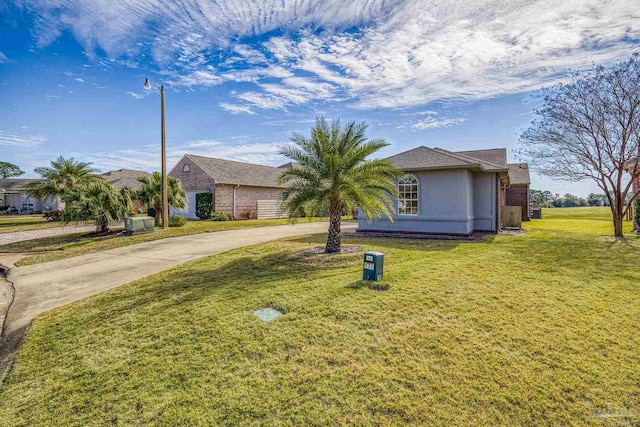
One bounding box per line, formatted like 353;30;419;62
520;55;640;237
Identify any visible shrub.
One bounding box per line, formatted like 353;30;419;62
0;206;8;212
634;197;640;229
239;209;256;220
211;212;231;221
43;210;61;222
169;215;187;227
195;193;213;220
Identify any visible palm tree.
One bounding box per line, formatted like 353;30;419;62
135;172;187;226
279;117;400;254
26;156;99;200
62;181;132;234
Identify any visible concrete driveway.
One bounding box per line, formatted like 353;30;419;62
0;221;355;381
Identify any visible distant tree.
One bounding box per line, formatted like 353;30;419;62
25;156;99;200
587;193;607;206
0;162;24;179
62;181;131;234
279;117;401;253
520;55;640;237
136;172;187;226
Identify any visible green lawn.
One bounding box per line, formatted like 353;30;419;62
0;215;61;234
0;217;333;267
0;208;638;425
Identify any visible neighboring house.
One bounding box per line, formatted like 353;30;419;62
505;163;531;221
169;154;287;219
357;146;526;236
0;179;62;212
102;169;152;213
101;169;151;192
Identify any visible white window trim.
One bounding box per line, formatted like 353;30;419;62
398;174;419;216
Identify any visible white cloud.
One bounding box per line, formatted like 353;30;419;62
0;52;10;63
18;0;640;111
411;116;467;130
219;103;256;115
0;131;47;148
72;140;286;173
125;91;144;99
74;77;85;83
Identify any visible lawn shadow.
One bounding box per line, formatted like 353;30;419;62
288;234;490;252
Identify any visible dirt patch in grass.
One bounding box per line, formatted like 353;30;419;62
291;245;362;267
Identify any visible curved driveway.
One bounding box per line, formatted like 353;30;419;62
4;221;355;336
0;221;355;381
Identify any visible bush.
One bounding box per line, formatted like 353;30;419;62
239;209;256;220
211;212;231;221
43;210;61;222
0;206;8;212
195;193;213;220
634;198;640;229
168;215;187;227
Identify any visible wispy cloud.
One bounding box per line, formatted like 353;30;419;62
125;91;144;100
410;114;467;130
0;52;11;64
0;131;47;148
219;103;256;115
74;77;85;83
72;139;287;173
17;0;640;112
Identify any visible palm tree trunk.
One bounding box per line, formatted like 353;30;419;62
325;201;342;254
97;214;110;234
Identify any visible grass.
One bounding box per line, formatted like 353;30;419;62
0;208;639;425
0;217;334;267
0;215;61;234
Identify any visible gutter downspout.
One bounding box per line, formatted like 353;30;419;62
233;185;240;219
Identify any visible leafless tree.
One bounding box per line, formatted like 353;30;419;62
520;55;640;237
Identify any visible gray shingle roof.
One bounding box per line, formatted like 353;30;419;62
386;146;508;172
0;179;39;192
507;163;531;185
101;169;151;191
186;154;286;188
456;148;507;168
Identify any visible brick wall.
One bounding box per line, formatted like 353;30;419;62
169;156;215;192
214;184;283;218
505;185;530;221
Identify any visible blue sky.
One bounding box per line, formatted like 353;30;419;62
0;0;638;196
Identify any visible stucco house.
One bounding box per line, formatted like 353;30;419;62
357;146;526;236
169;154;286;219
0;179;62;212
505;163;531;221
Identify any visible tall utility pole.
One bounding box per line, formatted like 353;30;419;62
144;78;169;230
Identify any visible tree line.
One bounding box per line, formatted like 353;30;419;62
528;190;632;208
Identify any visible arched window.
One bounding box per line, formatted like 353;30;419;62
183;164;191;172
398;174;419;215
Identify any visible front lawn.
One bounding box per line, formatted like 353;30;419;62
0;215;61;234
0;217;333;267
0;209;638;425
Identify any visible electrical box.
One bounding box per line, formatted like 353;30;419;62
363;251;384;281
124;216;155;235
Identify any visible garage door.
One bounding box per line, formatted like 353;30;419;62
170;191;198;219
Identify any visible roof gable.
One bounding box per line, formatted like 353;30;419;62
507;163;530;185
385;146;475;170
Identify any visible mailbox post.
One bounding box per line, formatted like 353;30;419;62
363;251;384;281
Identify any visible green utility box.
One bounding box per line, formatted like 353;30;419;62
124;216;155;235
363;251;384;281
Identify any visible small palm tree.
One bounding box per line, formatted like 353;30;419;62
136;172;187;226
62;181;132;234
279;117;400;253
26;156;99;200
